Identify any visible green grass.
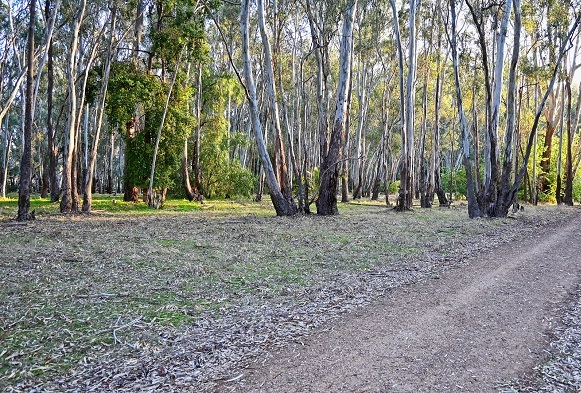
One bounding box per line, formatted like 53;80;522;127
0;193;276;218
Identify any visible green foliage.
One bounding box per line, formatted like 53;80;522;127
197;72;252;198
388;180;400;195
441;167;467;200
106;62;161;127
573;177;581;204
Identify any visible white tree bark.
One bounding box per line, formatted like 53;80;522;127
83;6;117;212
241;0;296;216
60;0;87;213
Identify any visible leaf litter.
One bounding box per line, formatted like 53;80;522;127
0;204;579;392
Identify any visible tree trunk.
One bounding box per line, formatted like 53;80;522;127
316;0;357;216
494;0;521;217
563;80;573;205
432;31;448;206
82;6;116;212
182;138;203;201
450;0;481;218
46;0;59;202
1;118;13;198
241;0;297;216
419;70;430;208
60;0;86;213
17;0;36;221
555;82;565;204
148;52;180;208
107;133;114;194
257;0;295;207
481;0;512;215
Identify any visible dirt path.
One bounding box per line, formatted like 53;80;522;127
222;217;580;393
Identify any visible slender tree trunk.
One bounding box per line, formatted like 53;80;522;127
571;81;581;176
304;0;330;164
389;0;406;210
46;0;58;202
182;138;198;201
433;33;448;206
148;54;180;208
82;6;116;212
419;70;430;208
555;82;565;204
1;118;13;198
107;133;114;194
193;62;203;194
17;0;36;220
450;0;481;218
563;80;573;205
241;0;296;216
257;0;295;207
60;0;86;213
316;0;357;215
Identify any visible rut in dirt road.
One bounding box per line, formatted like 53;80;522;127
222;217;580;393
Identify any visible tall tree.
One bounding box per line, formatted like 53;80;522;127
241;0;298;216
316;0;357;215
82;5;117;212
448;0;481;218
60;0;87;213
17;0;36;221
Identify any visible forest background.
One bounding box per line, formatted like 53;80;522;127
1;0;581;218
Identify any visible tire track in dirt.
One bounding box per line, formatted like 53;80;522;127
222;216;580;392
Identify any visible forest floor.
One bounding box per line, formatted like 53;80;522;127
0;198;579;392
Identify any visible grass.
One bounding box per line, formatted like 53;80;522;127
0;193;576;389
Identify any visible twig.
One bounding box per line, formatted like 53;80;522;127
112;316;143;345
225;373;244;382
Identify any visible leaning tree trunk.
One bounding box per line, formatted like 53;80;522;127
241;0;297;216
257;0;296;208
450;0;481;218
17;0;36;221
148;53;180;209
316;0;357;216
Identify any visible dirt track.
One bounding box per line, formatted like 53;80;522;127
224;216;580;392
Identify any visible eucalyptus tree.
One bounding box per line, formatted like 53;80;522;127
241;0;298;216
60;0;87;213
448;0;481;218
389;0;420;211
17;0;36;220
257;0;295;209
82;4;116;212
316;0;357;215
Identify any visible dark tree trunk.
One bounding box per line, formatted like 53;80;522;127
539;118;557;193
316;0;356;215
18;0;36;221
46;0;58;203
